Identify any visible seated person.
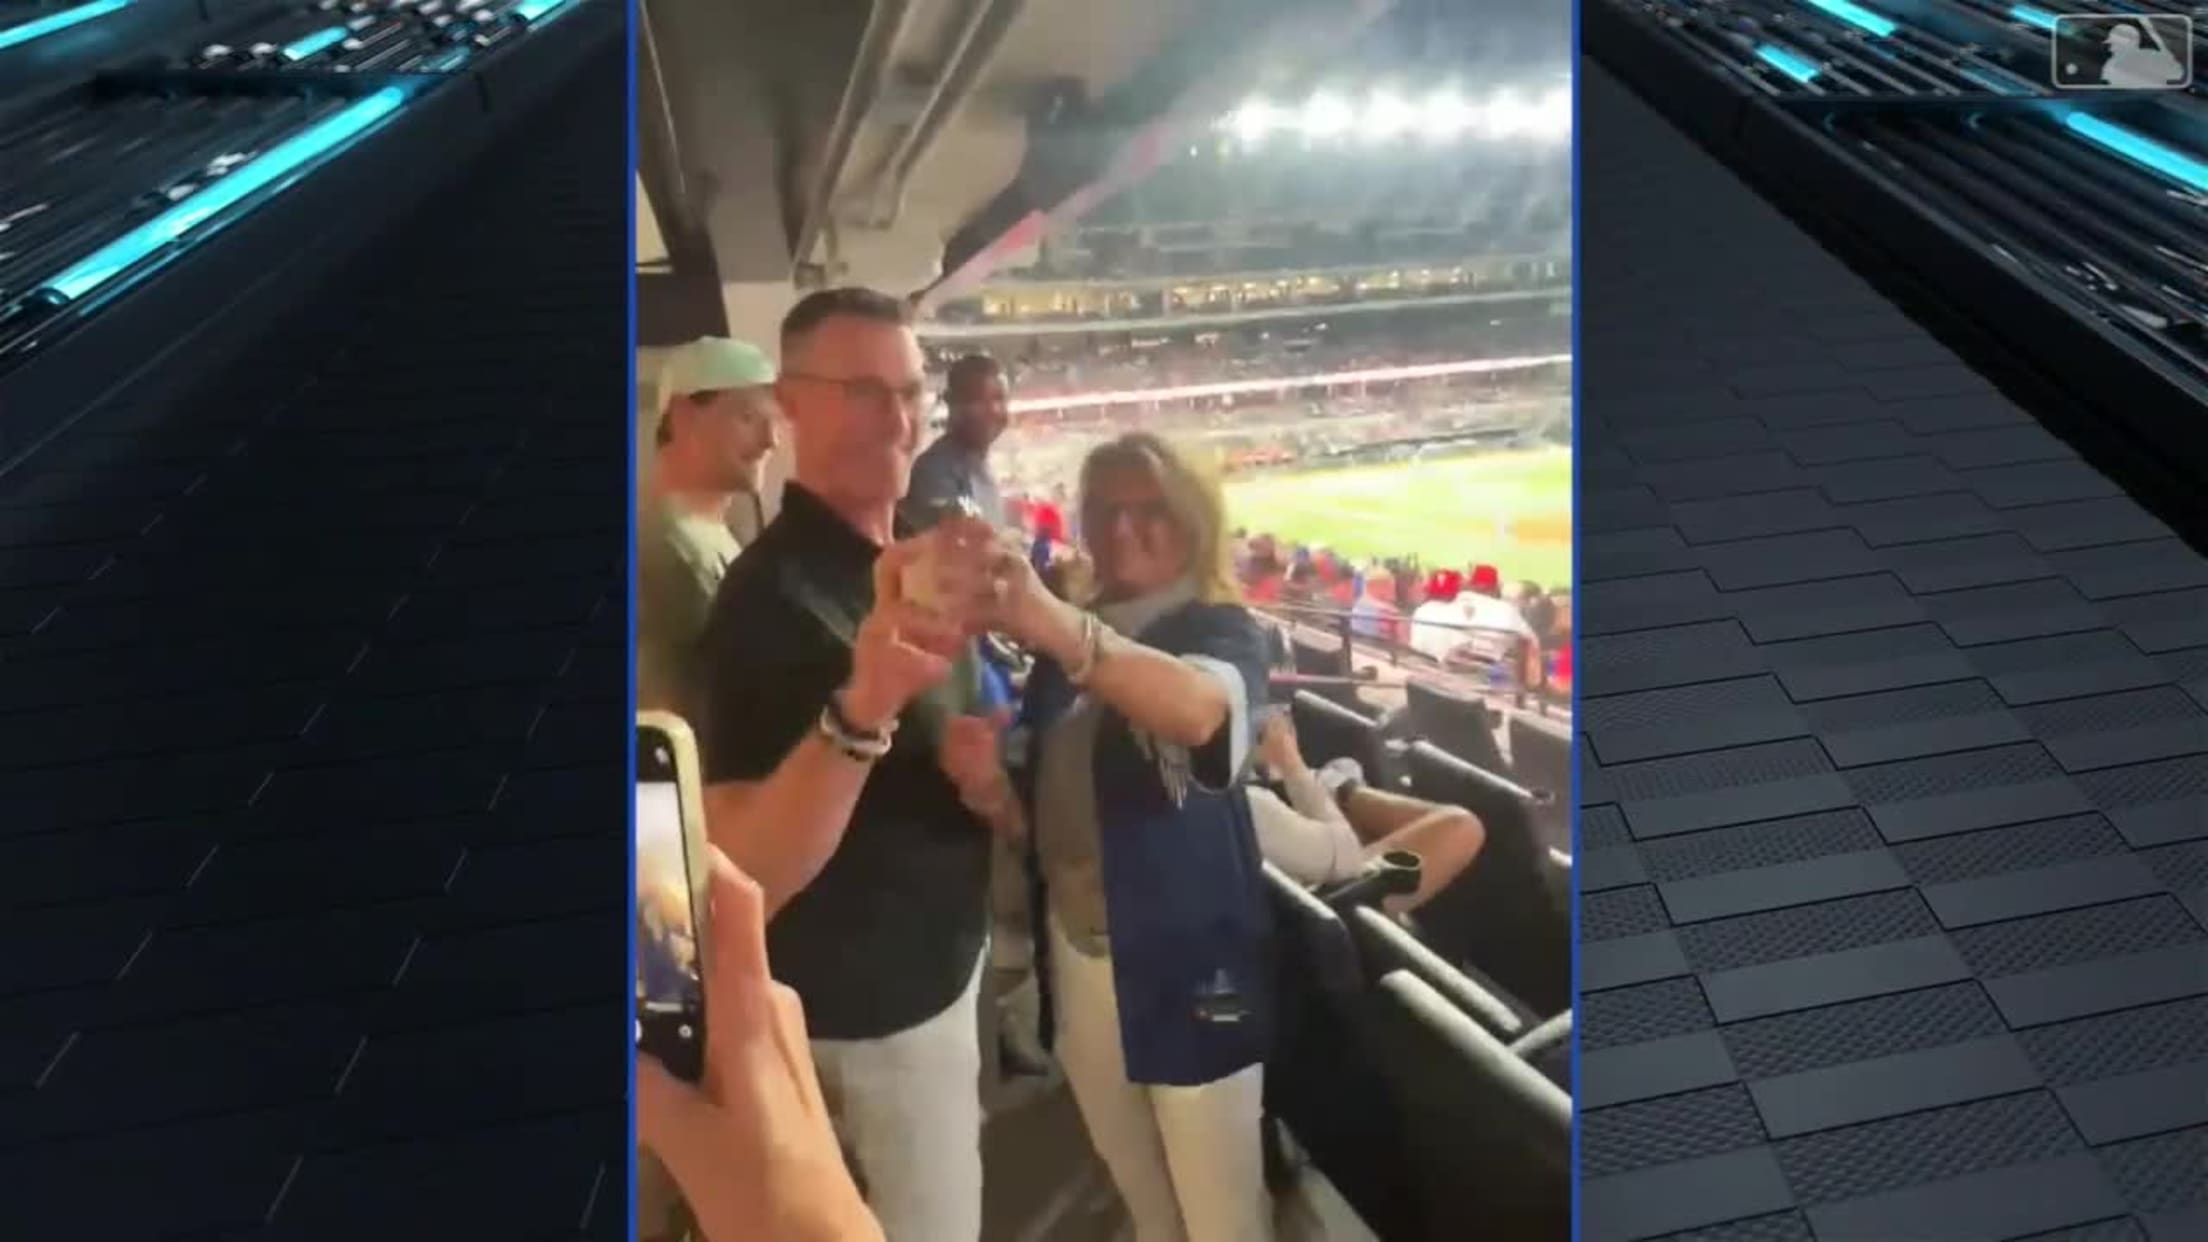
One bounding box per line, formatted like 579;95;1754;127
1246;712;1484;915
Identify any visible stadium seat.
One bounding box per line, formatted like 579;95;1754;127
1262;619;1293;671
1507;714;1572;849
1289;632;1370;711
1263;862;1363;997
1289;690;1396;788
1363;970;1572;1239
1344;905;1532;1041
1510;1010;1573;1091
1541;846;1572;914
1261;865;1420;1240
1403;742;1571;1018
1292;632;1352;680
1403;677;1510;777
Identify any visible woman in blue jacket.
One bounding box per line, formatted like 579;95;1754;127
939;432;1276;1242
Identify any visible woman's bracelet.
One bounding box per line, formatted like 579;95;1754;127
1062;609;1103;685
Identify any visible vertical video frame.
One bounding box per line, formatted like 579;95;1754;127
633;0;1574;1238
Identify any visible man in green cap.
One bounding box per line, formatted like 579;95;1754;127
637;336;780;720
637;337;778;1242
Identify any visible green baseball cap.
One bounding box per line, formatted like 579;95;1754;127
653;336;776;432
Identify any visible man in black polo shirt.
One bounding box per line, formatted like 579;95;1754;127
695;288;994;1241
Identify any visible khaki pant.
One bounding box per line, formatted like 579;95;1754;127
811;953;987;1242
1049;916;1272;1242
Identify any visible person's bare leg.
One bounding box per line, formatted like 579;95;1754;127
1341;787;1484;914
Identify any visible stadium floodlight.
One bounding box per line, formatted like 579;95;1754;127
1365;91;1422;140
1220;83;1571;147
1419;90;1479;139
1301;93;1356;138
1479;85;1572;142
1478;90;1540;139
1225;101;1282;143
1537;84;1571;141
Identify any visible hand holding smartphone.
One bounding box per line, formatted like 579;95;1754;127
629;729;879;1240
636;712;711;1083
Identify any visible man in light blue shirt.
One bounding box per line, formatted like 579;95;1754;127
903;354;1009;531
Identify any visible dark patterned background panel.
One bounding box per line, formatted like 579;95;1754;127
1580;58;2208;1242
0;45;627;1240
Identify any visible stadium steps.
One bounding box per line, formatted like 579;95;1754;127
0;43;629;1240
1575;62;2208;1242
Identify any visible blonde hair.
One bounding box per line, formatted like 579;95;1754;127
1077;432;1240;606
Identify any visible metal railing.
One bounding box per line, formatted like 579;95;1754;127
1250;596;1570;721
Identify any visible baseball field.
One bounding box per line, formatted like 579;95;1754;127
1225;446;1572;589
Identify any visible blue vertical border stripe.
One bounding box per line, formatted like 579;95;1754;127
625;0;643;1233
1567;0;1585;1236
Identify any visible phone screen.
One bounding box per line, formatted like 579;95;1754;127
637;727;705;1080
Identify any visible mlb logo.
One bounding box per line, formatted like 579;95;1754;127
2051;14;2193;90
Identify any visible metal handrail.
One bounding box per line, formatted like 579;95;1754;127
1249;596;1570;718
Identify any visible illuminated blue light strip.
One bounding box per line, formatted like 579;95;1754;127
512;0;575;22
1757;44;1824;83
2065;112;2208;192
281;26;347;60
42;87;411;303
419;44;471;72
2009;5;2057;31
1804;0;1898;37
0;0;130;52
1963;66;2027;94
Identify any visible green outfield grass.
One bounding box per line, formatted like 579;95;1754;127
1225;447;1573;588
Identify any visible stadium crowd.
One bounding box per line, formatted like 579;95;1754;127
994;230;1562;283
998;482;1571;696
939;312;1562;402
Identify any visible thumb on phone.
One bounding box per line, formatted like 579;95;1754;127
702;848;774;1026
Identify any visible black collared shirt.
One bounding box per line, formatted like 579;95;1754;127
696;483;989;1039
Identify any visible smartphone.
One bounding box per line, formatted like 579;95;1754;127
636;712;710;1082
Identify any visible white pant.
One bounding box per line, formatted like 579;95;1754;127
810;953;986;1242
1050;916;1273;1242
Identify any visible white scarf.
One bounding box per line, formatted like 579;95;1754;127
1094;577;1199;641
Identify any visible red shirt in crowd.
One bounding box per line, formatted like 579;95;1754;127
1031;499;1066;546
